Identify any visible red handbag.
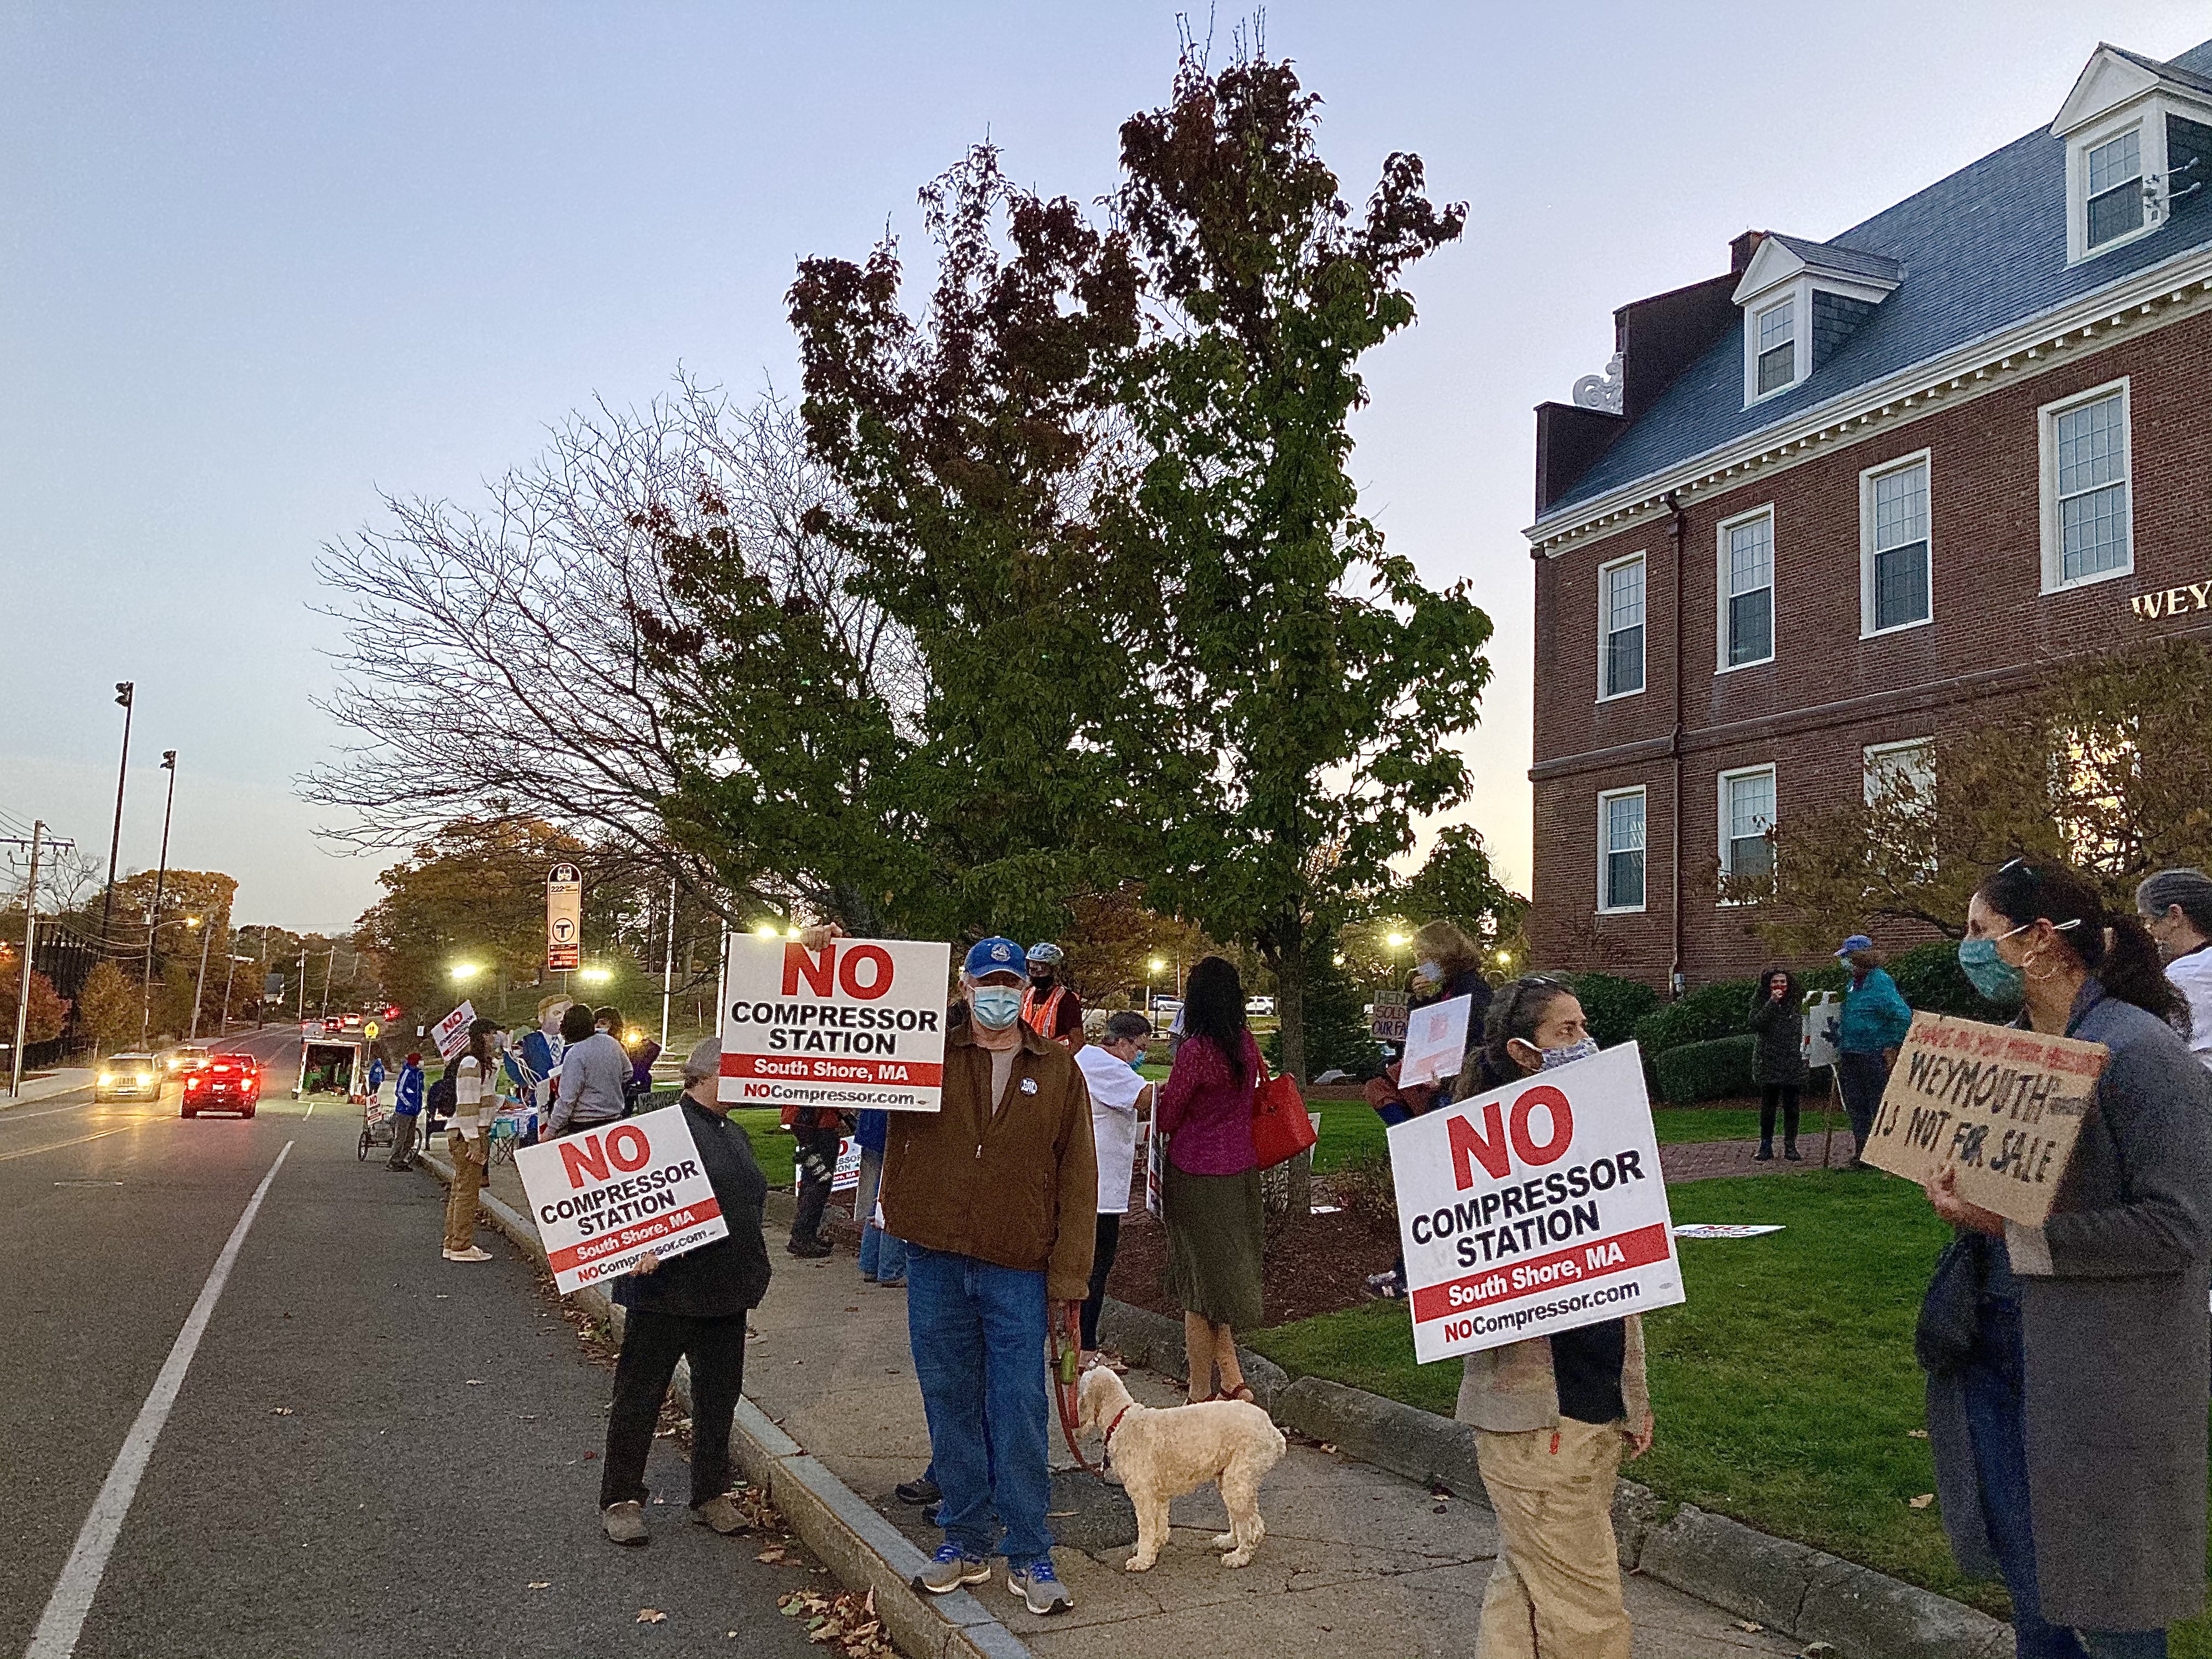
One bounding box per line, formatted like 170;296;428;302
1250;1060;1317;1169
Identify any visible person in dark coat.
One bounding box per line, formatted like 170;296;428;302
599;1035;774;1546
1746;967;1807;1162
1921;859;2212;1656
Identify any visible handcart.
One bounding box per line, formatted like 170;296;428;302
358;1095;400;1161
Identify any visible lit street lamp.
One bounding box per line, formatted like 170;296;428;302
578;966;613;985
450;962;482;983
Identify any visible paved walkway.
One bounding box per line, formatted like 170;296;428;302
0;1068;93;1109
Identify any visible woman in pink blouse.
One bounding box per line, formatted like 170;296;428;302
1156;956;1265;1401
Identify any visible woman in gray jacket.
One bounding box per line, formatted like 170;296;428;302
1923;859;2211;1658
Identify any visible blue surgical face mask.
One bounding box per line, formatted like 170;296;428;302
1958;922;2038;1008
970;986;1024;1030
1128;1048;1148;1072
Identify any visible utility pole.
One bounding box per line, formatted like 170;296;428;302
659;875;676;1055
188;907;221;1041
219;943;247;1039
319;946;336;1020
9;823;39;1101
296;946;307;1022
98;684;133;957
138;751;177;1046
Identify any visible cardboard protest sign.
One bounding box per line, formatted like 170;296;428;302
1802;993;1841;1071
1388;1042;1683;1363
431;1001;477;1061
1861;1012;2104;1224
1370;987;1410;1044
514;1105;730;1294
794;1135;861;1194
720;935;952;1113
1399;994;1473;1088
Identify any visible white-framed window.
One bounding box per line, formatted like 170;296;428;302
1716;507;1775;670
1753;297;1797;397
1864;738;1935;810
2040;379;2132;591
1860;451;1932;636
1597;552;1646;701
1717;765;1776;885
2085;125;2146;251
1598;787;1647;914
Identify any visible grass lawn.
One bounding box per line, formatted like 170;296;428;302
1307;1098;1786;1173
727;1107;798;1178
1247;1172;2013;1621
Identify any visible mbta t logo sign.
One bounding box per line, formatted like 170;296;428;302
558;1122;652;1189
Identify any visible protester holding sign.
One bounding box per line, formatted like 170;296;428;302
598;1036;773;1546
1446;978;1649;1659
1921;859;2212;1656
2135;867;2212;1070
879;937;1095;1616
441;1019;502;1262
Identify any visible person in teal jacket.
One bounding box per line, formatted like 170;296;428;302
1835;934;1912;1169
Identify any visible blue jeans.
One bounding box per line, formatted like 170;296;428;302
856;1147;909;1282
906;1246;1051;1564
1962;1303;2168;1659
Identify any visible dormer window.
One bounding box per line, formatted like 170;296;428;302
1733;233;1901;409
1754;299;1797;396
2053;45;2212;264
2085;126;2145;248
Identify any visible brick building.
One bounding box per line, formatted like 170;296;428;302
1523;39;2212;991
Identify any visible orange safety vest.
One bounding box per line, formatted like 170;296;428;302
1021;983;1070;1041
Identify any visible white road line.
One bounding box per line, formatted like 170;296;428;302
23;1141;294;1659
302;1102;313;1120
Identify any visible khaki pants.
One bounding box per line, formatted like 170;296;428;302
444;1130;488;1251
387;1114;419;1169
1474;1417;1631;1659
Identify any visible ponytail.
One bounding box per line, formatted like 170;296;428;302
1977;858;2187;1031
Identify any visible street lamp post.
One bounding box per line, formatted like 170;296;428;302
136;916;200;1047
136;751;178;1045
219;950;252;1039
98;683;133;958
188;910;222;1041
1145;955;1166;1019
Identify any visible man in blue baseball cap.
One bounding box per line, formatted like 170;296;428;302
878;935;1096;1615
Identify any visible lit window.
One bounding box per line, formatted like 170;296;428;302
1720;511;1775;669
1719;767;1776;884
2042;384;2131;589
1599;555;1645;699
1754;298;1797;395
2086;128;2144;250
1599;789;1646;912
1862;455;1931;634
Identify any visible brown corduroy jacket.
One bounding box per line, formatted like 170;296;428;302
880;1019;1098;1302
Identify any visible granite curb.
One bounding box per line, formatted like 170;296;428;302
1096;1299;2009;1659
422;1149;1035;1659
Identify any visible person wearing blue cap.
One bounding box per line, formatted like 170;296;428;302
879;935;1097;1616
1835;934;1912;1168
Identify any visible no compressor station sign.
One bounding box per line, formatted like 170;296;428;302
719;935;952;1113
515;1107;730;1294
1388;1042;1683;1363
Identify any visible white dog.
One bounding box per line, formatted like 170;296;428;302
1076;1365;1286;1571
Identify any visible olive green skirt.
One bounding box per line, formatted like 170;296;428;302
1162;1161;1265;1329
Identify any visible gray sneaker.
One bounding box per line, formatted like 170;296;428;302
690;1493;749;1535
602;1500;648;1545
1008;1558;1072;1614
919;1542;990;1593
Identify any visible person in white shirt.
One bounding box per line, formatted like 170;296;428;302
1073;1011;1155;1368
2137;868;2212;1070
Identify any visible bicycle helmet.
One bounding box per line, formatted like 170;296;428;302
1025;942;1065;967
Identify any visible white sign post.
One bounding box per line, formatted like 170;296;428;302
1399;994;1474;1088
719;935;951;1113
431;1001;477;1061
514;1105;730;1294
1387;1042;1683;1364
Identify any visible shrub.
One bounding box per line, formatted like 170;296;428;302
1634;977;1760;1054
1326;1146;1401;1237
1652;1033;1758;1104
1567;972;1659;1050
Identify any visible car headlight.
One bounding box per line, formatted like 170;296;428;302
136;1073;154;1086
98;1074;115;1086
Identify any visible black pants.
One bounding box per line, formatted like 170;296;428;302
600;1308;747;1509
1837;1051;1889;1156
791;1123;843;1244
1080;1212;1122;1351
1759;1084;1801;1152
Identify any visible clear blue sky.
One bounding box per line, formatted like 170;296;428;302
2;1;2203;931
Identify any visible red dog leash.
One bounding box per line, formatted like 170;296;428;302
1049;1302;1109;1476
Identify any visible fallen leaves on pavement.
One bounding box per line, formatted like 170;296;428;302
269;1407;295;1417
776;1587;892;1657
636;1608;667;1624
527;1582;551;1590
1909;1493;1936;1509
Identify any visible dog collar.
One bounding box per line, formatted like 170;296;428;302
1104;1403;1132;1444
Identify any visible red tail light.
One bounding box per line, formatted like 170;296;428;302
186;1077;204;1090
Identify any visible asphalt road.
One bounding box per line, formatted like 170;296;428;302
1;1026;831;1658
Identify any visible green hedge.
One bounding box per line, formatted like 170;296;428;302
1634;978;1759;1054
1567;972;1659;1050
1652;1033;1758;1104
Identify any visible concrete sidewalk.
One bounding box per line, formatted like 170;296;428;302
0;1068;93;1109
746;1236;1798;1658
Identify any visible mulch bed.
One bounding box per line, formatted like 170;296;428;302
1104;1194;1400;1330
